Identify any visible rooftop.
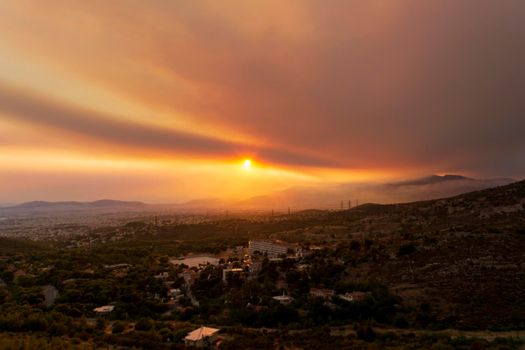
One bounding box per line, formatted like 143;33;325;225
93;305;115;313
185;326;220;342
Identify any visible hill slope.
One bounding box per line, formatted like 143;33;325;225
312;179;525;329
238;175;514;210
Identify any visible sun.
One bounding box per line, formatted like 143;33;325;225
243;159;252;169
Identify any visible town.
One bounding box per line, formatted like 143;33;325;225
1;180;524;349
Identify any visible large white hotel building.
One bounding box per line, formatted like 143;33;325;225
248;240;290;257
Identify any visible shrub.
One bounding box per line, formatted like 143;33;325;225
135;318;154;331
112;321;126;334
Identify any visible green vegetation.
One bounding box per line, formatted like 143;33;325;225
0;181;524;348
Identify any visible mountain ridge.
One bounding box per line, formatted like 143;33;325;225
0;175;518;214
2;199;147;213
238;174;515;210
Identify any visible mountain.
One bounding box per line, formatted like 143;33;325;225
331;179;525;329
266;179;525;329
0;199;148;215
390;174;471;186
0;175;516;214
237;175;514;210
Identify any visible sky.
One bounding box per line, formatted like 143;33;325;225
0;0;524;203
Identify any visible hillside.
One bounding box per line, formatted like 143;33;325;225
238;175;514;210
278;179;525;329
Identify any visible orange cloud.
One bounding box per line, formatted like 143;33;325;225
0;1;524;202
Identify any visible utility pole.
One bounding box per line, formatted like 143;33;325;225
340;200;344;210
348;200;351;209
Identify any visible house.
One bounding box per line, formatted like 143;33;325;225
272;293;294;305
93;305;115;314
184;326;220;348
181;270;198;286
104;263;131;270
339;291;369;303
168;288;182;297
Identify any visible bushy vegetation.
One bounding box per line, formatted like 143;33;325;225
1;180;524;349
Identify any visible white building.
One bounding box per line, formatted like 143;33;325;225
184;326;220;348
272;294;294;305
248;240;290;257
168;288;182;297
338;291;369;303
93;305;114;314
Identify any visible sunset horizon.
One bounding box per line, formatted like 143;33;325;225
1;1;524;204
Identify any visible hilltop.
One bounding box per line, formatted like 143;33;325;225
0;199;148;215
238;174;514;210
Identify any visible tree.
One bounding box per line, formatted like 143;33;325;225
112;321;126;334
135;317;154;331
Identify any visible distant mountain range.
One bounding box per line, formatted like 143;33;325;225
0;199;148;215
0;175;517;215
390;174;472;186
235;174;515;210
13;199;146;209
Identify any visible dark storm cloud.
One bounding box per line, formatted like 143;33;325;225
0;0;524;177
147;0;525;176
0;84;335;167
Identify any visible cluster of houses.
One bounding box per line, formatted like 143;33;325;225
91;239;369;348
160;239;369;310
269;289;369;307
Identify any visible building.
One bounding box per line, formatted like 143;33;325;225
181;270;198;286
248;240;290;257
168;288;183;297
339;291;369;303
184;326;220;348
272;292;294;305
104;263;131;270
93;305;114;314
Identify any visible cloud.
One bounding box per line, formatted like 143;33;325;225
0;84;335;167
0;0;524;178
